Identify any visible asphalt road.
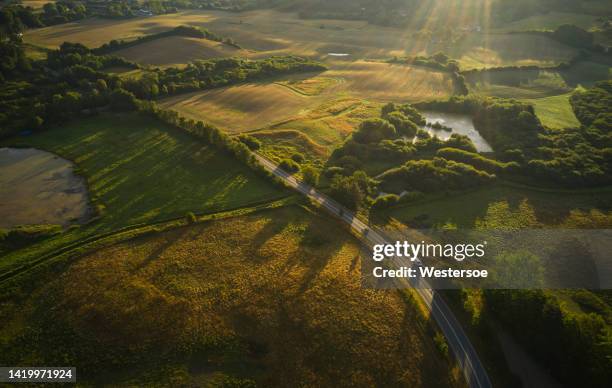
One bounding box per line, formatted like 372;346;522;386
255;153;492;388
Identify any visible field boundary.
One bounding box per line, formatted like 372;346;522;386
0;195;297;287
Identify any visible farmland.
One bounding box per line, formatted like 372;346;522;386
0;206;458;386
159;60;453;161
25;9;580;71
3;2;612;387
522;92;581;130
0;113;284;274
113;36;246;67
159;81;326;133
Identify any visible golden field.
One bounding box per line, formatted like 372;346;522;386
0;206;458;386
25;9;578;70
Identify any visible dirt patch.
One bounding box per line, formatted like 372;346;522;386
0;147;90;228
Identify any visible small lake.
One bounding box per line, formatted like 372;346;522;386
420;111;493;152
0;148;90;228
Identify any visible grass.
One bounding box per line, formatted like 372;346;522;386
0;113;284;274
379;183;612;229
494;12;602;32
450;33;577;70
159;82;325;133
522;92;581;130
0;205;457;386
113;36;245;67
467;69;572;99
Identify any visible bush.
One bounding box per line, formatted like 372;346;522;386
291;152;305;163
237;135;261;151
371;194;400;212
302;166;320;186
279;158;300;173
352;119;397;144
436;147;518;173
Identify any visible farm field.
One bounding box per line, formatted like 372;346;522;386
380;184;612;229
112;36;247;66
25;9;579;72
493;12;602;32
0;113;284;274
159;82;326;133
0;206;457;386
160;61;452;141
522;93;581;130
466;68;572;98
5;113;282;227
449;33;577;70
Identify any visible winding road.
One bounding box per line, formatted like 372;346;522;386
255;153;492;388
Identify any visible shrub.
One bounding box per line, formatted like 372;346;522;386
302;166;320;186
291;152;305;163
237;135;261;151
279;158;300;173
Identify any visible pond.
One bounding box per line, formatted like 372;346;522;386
420;111;493;152
0;148;90;229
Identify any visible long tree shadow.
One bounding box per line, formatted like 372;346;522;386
289;215;349;294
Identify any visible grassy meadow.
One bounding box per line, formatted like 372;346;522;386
0;206;458;386
523;93;581;130
159;82;327;133
449;33;577;70
0;113;285;274
379;183;612;229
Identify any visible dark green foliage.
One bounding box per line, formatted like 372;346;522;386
528;81;612;186
0;44;325;139
436;147;519;174
0;224;62;255
378;158;495;194
290;152;305;163
237;135;261;151
551;24;595;50
328;172;366;210
350;118;397;144
370;194;401;212
279;158;300;173
301;166;320;186
385;111;419;138
570;80;612;129
484;289;611;388
95;25;240;55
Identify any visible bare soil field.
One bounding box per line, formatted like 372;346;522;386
113;36;246;66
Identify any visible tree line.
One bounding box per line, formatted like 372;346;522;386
94;25;241;55
0;41;326;138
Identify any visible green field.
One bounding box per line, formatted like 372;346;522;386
0;205;457;386
0;113;284;274
379;184;612;229
523;93;581;130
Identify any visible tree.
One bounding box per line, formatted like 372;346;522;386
329;173;365;210
279;158;300;174
302;166;320;187
352;118;397;144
